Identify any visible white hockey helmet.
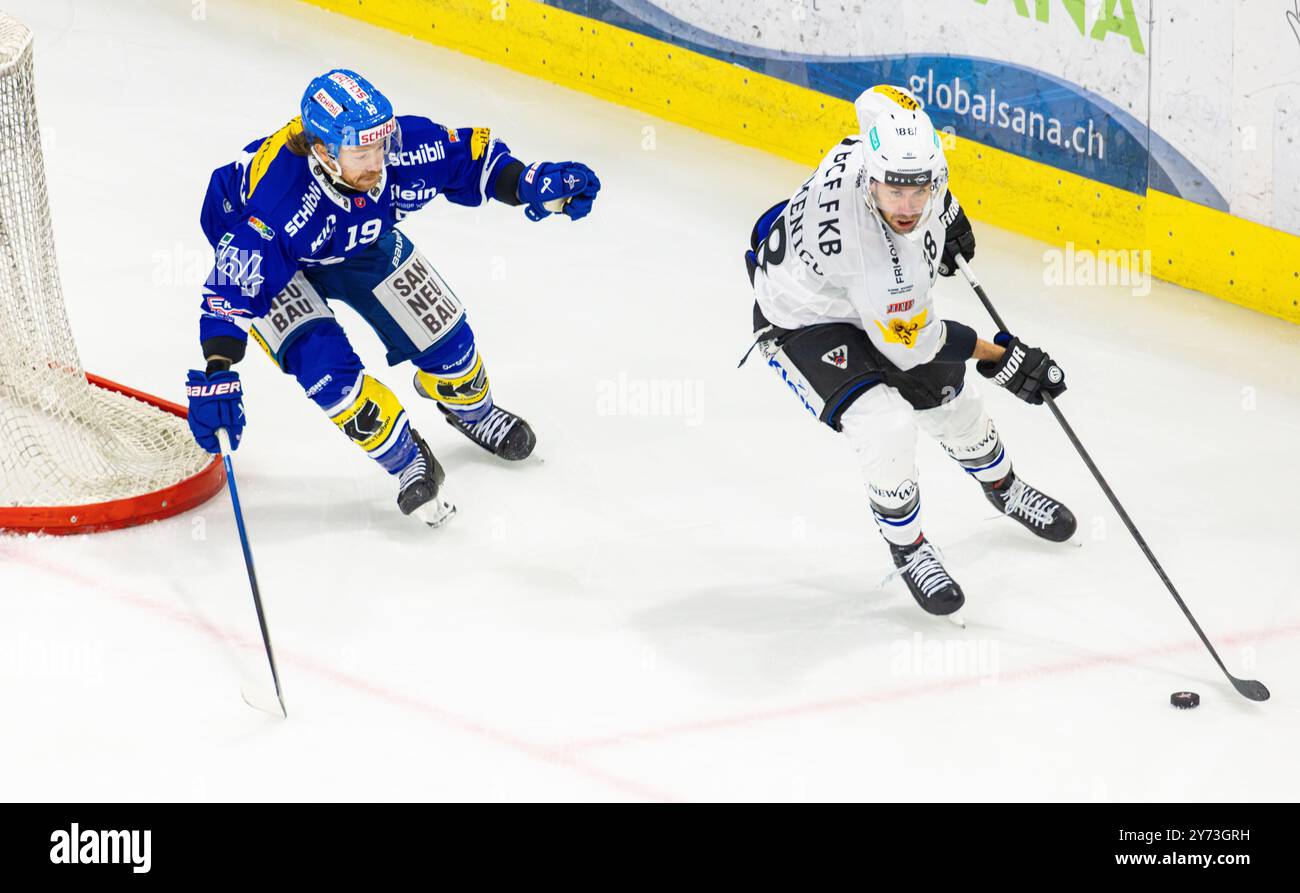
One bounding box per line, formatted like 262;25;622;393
856;86;948;239
855;84;924;132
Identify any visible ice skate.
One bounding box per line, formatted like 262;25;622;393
886;536;966;618
983;472;1076;543
436;402;536;462
397;429;456;527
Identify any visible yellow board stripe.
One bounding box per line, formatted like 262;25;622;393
248;116;304;199
299;0;1300;324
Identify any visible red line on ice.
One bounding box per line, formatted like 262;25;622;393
1;543;679;803
555;622;1294;753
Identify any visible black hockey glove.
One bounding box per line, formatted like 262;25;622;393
976;332;1066;405
937;202;975;277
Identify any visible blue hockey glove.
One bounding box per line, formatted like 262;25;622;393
517;161;600;221
185;369;245;453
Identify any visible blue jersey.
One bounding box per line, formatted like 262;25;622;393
198;115;516;345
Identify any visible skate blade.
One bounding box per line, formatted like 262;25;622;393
944;611;967;629
414;496;457;528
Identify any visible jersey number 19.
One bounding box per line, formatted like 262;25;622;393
343;218;383;252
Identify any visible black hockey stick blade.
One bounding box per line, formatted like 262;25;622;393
1231;677;1270;702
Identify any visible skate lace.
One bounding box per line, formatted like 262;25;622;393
398;452;427;491
1001;478;1057;529
465;407;516;448
883;543;954;599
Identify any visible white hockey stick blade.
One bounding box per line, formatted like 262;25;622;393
241;682;287;718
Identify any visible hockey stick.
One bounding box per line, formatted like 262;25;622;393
955;257;1269;702
216;427;287;718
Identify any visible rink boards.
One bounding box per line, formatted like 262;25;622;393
300;0;1300;324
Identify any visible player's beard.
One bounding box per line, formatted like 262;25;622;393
866;181;930;240
886;212;919;234
348;170;382;191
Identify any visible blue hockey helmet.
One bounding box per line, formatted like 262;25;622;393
299;69;401;159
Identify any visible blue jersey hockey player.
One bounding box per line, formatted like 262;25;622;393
185;69;600;526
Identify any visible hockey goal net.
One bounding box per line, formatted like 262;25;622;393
0;12;222;534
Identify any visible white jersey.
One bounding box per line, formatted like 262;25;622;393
753;137;961;371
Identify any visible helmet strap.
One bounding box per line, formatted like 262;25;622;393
864;178;882;213
311;144;350;188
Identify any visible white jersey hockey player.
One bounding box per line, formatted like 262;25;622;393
743;85;1076;618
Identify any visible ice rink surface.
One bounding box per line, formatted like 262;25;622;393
2;0;1298;802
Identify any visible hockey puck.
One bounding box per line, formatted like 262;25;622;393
1170;691;1200;709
